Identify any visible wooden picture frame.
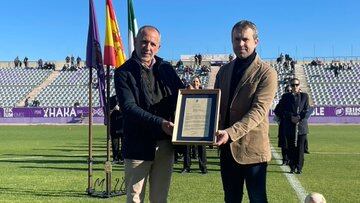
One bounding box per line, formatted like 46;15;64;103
172;89;221;145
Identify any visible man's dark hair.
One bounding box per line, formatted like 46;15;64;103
231;20;258;40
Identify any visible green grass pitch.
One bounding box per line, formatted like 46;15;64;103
0;125;359;202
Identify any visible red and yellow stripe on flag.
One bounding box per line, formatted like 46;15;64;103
104;0;126;67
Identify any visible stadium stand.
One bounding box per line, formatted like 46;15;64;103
304;63;359;106
34;69;116;107
175;65;210;88
271;62;295;103
0;58;358;109
0;67;52;107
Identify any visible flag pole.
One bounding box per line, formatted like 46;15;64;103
87;65;94;194
105;64;112;196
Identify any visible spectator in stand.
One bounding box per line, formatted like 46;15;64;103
291;60;296;70
32;100;40;107
339;63;344;71
277;53;284;64
65;56;70;64
198;53;202;65
23;57;29;68
285;54;292;61
51;62;56;70
76;56;82;67
331;63;339;77
194;54;199;66
62;64;69;71
37;59;43;69
14;56;20;67
181;76;208;174
70;55;75;66
24;97;30;107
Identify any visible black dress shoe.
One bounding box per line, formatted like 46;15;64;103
290;169;295;174
296;170;302;174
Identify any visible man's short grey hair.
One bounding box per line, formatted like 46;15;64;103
137;25;161;41
231;20;258;40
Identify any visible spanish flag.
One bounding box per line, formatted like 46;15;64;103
104;0;126;67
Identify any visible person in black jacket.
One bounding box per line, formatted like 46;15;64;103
114;25;184;203
276;85;292;165
274;78;309;174
109;95;124;164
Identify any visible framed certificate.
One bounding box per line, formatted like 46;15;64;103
172;89;221;145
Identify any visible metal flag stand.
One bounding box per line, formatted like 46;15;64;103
86;65;125;198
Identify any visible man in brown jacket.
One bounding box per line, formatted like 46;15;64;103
215;20;277;202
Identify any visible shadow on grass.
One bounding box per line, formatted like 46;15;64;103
0;158;98;165
19;165;125;172
33;148;105;152
56;144;108;149
2;153;107;159
173;166;221;173
0;187;87;198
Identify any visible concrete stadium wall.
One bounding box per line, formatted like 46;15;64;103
0;61;85;70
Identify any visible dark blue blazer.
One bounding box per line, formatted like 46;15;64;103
114;55;184;160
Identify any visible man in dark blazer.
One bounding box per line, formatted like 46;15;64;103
274;78;310;174
109;95;124;164
114;25;184;202
276;85;292;165
215;20;278;202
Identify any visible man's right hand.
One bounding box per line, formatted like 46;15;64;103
291;116;300;124
215;130;229;146
161;120;174;136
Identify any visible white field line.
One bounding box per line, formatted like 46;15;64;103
307;152;360;155
271;146;308;202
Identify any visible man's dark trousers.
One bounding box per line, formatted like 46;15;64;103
220;144;268;203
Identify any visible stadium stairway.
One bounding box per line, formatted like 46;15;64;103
207;66;220;88
16;70;61;106
294;64;314;105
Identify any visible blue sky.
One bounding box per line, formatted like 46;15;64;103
1;0;360;62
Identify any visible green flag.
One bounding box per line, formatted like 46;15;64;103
128;0;138;56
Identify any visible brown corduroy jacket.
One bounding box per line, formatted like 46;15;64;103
215;54;278;164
